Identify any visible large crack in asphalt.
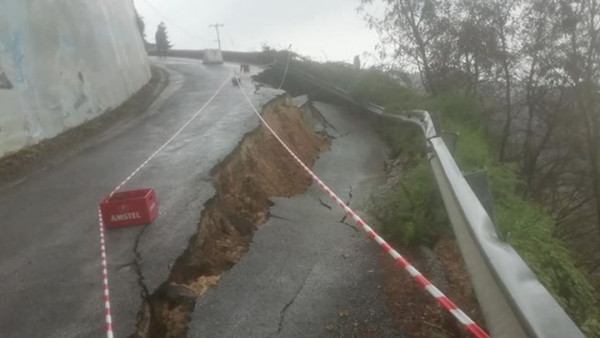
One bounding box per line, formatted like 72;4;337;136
132;95;330;337
132;225;160;333
318;197;332;210
339;185;354;224
309;102;339;135
276;266;314;334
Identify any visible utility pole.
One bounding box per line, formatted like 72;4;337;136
209;23;224;50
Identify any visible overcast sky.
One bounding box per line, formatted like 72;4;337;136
133;0;383;64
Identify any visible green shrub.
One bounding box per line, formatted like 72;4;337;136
350;70;420;110
496;193;600;330
370;161;450;246
378;118;425;160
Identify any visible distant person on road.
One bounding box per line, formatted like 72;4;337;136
231;75;241;86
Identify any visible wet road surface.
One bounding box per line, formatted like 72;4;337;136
190;103;402;337
0;58;401;338
0;58;276;338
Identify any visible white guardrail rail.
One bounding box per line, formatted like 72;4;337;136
272;62;586;337
390;110;584;338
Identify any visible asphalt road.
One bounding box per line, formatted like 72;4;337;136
190;103;402;337
0;58;278;338
0;58;401;338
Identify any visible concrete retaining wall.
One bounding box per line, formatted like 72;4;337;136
0;0;151;158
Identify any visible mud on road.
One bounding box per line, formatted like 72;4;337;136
135;96;330;337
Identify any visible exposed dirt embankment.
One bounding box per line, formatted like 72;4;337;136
379;239;486;337
135;96;329;337
375;156;486;337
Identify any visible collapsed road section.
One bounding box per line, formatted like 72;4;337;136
187;100;400;337
134;96;329;337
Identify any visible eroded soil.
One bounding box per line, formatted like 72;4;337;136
134;96;329;337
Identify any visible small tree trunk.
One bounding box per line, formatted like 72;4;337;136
586;133;600;235
498;27;512;163
522;57;539;196
401;0;437;95
498;63;512;162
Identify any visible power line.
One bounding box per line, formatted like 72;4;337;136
209;23;224;50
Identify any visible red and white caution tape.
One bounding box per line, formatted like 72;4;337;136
236;84;489;338
97;209;114;338
110;73;231;197
96;72;230;338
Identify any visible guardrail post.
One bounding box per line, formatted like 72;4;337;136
463;171;498;234
441;132;458;154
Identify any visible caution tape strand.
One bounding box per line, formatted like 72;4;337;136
236;84;489;338
97;72;231;338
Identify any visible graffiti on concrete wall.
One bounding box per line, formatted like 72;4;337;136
0;0;151;158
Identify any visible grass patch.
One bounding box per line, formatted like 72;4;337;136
370;160;451;247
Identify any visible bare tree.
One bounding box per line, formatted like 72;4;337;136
558;0;600;231
360;0;458;95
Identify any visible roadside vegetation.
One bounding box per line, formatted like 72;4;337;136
356;1;600;334
257;0;600;333
356;71;600;333
356;0;600;301
260;53;600;335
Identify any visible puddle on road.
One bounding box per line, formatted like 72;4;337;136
134;96;330;337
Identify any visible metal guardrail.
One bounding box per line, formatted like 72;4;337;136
271;63;586;337
388;111;584;338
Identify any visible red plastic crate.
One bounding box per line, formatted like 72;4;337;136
100;188;159;228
